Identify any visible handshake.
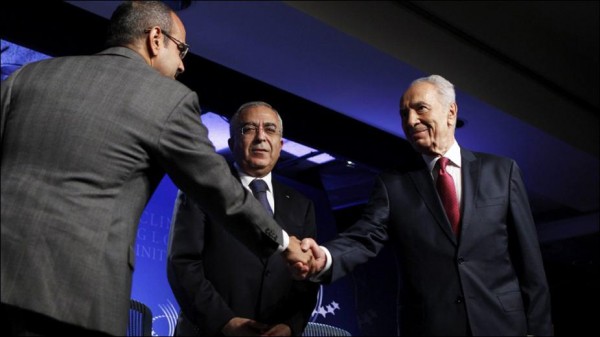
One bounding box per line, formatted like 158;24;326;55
283;236;327;280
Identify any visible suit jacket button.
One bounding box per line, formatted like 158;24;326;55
456;296;464;304
457;257;465;264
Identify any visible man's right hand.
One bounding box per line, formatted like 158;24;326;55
289;237;326;280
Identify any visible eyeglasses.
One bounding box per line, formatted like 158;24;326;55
145;28;190;60
163;30;190;60
240;124;281;137
163;31;189;60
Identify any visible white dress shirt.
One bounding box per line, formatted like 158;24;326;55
234;165;289;251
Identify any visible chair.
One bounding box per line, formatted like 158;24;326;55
128;299;153;336
302;322;352;336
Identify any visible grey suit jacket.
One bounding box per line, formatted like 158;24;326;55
1;47;283;335
324;148;552;336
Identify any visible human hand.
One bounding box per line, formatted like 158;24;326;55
303;237;326;275
289;237;326;280
260;323;291;336
222;317;268;336
283;236;313;275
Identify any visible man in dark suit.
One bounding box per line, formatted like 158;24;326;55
298;75;553;336
1;2;310;335
167;101;319;336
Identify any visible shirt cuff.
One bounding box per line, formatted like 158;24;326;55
310;245;332;282
277;230;290;252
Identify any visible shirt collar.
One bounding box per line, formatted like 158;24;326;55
423;141;462;173
234;164;274;193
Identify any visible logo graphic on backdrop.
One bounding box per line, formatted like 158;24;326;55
136;211;172;262
151;299;179;337
310;285;341;321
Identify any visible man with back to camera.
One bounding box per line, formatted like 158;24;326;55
1;2;312;335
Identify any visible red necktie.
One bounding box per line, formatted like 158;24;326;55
436;157;460;234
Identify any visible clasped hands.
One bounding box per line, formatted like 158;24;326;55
222;317;291;336
283;236;326;280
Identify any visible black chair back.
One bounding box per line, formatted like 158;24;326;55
128;299;153;336
302;322;352;336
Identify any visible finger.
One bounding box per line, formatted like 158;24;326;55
246;320;269;331
290;262;309;279
289;268;307;280
289;261;307;272
300;238;313;251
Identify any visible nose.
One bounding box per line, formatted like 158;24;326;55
254;127;268;141
177;60;185;76
405;110;419;127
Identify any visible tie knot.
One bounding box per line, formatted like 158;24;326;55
249;179;268;194
438;157;449;171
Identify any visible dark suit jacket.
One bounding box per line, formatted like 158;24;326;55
324;148;552;336
167;175;319;336
0;47;283;335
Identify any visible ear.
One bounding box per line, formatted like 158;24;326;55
448;102;458;125
227;138;234;151
146;27;162;57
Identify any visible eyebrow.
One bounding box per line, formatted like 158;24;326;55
241;121;277;126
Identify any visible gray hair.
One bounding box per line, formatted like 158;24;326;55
229;101;283;137
411;74;456;108
105;1;173;48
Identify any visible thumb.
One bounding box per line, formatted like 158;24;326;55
300;238;314;251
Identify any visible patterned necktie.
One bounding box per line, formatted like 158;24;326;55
436;157;460;234
249;179;273;216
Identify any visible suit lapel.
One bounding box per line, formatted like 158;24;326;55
459;149;479;239
267;179;289;267
408;166;457;244
272;180;285;225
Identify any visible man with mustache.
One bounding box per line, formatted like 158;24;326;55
168;101;319;336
